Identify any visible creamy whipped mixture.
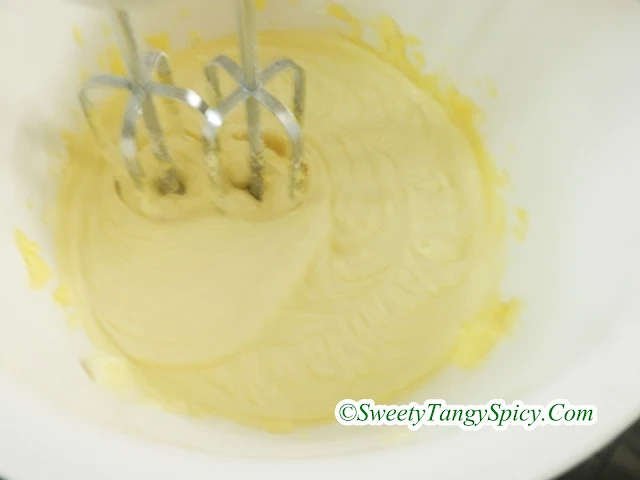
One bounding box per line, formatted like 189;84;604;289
18;10;517;432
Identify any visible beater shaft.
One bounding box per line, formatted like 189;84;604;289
238;0;265;200
109;7;182;194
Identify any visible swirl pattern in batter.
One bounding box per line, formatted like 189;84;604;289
53;24;515;432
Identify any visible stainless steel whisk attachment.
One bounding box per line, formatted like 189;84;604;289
79;0;307;201
205;0;306;200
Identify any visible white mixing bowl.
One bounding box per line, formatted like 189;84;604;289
1;0;640;478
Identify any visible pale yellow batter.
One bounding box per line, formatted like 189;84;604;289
48;16;515;432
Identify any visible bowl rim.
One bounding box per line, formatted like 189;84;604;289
1;291;639;480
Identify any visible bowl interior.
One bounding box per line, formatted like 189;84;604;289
1;0;640;470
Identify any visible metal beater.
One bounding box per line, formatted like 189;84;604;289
79;0;306;200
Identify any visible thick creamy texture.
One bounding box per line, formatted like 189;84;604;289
53;22;515;432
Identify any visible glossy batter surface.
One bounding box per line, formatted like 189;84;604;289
53;26;513;431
